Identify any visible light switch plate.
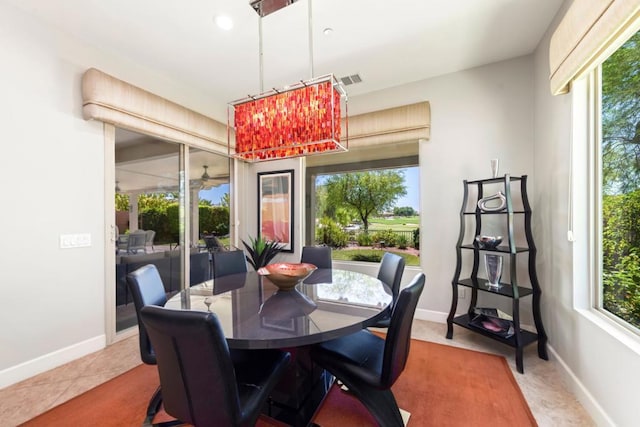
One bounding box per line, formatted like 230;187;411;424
60;233;92;249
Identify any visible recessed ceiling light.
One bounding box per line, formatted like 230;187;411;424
323;27;333;35
214;15;233;31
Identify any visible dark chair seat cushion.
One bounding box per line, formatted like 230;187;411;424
312;329;386;389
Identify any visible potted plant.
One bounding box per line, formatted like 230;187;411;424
242;235;285;270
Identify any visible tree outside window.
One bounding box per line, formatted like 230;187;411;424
313;167;420;266
600;30;640;330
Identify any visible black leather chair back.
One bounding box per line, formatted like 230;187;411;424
377;252;406;306
126;264;167;365
190;251;211;285
310;272;425;426
140;306;241;426
140;305;291;427
301;245;332;269
212;250;248;278
381;272;425;387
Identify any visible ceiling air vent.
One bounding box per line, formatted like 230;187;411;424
339;74;363;86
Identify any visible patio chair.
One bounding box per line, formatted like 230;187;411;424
203;234;226;253
116;226;128;253
145;230;156;252
125;230;148;254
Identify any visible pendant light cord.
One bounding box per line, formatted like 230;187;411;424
259;0;314;89
259;16;264;92
308;0;314;79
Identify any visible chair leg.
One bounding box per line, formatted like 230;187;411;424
142;386;162;426
142;386;183;427
341;380;404;427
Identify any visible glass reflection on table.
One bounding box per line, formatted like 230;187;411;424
165;268;393;349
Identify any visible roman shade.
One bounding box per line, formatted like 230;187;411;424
549;0;640;95
82;68;429;159
343;102;430;147
306;101;429;167
81;68;228;155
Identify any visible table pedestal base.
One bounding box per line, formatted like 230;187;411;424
265;346;333;427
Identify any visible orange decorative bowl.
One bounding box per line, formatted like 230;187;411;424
258;263;317;290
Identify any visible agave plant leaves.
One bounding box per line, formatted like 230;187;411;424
242;235;285;270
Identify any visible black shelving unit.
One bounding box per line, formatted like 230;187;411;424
446;174;548;373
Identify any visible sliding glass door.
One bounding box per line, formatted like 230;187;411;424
113;128;229;335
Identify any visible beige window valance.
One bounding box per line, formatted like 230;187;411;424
82;68;429;158
81;68;228;154
343;102;430;147
306;101;429;167
549;0;640;95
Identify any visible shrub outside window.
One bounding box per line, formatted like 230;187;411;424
598;30;640;331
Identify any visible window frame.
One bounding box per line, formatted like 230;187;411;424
589;37;640;337
304;155;419;258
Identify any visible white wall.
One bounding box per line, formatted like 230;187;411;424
349;56;536;323
0;0;540;385
2;2;637;425
237;157;305;264
0;2;224;387
531;3;640;425
0;3;104;383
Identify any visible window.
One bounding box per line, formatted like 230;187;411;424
596;29;640;332
306;157;420;266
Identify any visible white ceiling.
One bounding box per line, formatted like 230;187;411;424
6;0;563;123
7;0;564;194
114;128;230;193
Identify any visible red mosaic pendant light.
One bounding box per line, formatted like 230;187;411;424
228;74;348;162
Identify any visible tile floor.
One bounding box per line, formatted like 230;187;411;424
1;319;594;426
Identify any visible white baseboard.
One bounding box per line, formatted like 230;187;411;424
413;309;613;426
546;345;615;427
0;335;106;389
415;307;448;323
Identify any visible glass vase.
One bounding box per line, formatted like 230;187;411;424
484;254;503;289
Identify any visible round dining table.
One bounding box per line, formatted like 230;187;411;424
165;267;393;350
165;267;393;426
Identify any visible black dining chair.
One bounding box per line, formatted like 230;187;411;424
126;264;174;426
140;305;292;427
212;250;248;278
300;245;332;269
370;252;406;328
310;272;425;427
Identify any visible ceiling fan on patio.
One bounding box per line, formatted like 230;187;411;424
196;165;227;190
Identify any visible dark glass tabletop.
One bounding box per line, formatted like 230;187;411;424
165;268;393;349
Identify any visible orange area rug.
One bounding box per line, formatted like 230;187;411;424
312;340;536;426
21;340;536;427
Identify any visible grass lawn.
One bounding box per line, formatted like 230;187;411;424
331;216;420;266
368;216;419;231
333;248;420;266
